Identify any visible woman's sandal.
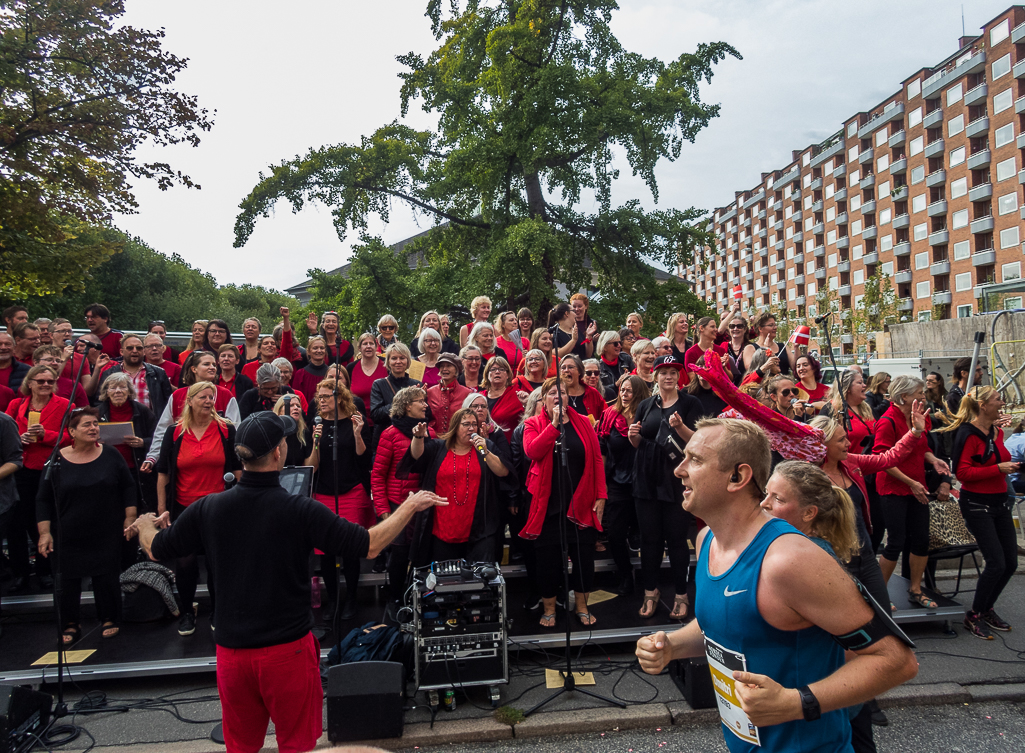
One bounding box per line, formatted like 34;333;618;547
639;589;660;619
577;612;597;626
62;624;81;646
908;590;937;609
539;612;557;628
101;622;119;639
670;593;689;620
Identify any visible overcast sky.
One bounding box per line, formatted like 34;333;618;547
115;0;1013;292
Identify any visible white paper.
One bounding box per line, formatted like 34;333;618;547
98;422;135;446
705;635;761;746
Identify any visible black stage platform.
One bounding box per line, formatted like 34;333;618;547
0;560;964;685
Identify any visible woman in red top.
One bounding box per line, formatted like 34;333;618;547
873;375;950;609
494;311;526;371
559;354;605;422
683;317;728;375
216;344;254;400
407;407;509;563
346;334;387;449
240;336;279;383
938;387;1020;638
522;377;606;628
513;349;548;392
238;317;262;365
155;381;241;636
304;310;353;366
516;328;557;379
6;364;70;585
795;353;828;412
480;357;527;433
97;372;156;509
177;320;208;366
467;322;498;366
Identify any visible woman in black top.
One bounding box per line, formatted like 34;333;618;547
274;393;312;466
309;377;370;621
549;303;588;361
598;374;650;596
97;371;157;512
596;330;632;399
629;355;702;621
369;343;421;451
37;408;136;643
686;356;727;420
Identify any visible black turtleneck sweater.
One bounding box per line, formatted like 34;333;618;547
150;470;370;648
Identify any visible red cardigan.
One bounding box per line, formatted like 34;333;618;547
520;410;606;539
371;424;436;516
872;404;932;496
571;384;607;422
955;427;1011;494
483;387;524;433
6;395;71;470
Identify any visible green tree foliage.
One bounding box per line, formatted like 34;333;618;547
29;232;297;332
0;0;213;294
235;0;738;323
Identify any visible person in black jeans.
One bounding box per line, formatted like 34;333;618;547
597;375;650;596
629;355;702;621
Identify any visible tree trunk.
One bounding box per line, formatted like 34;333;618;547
523;172;546;220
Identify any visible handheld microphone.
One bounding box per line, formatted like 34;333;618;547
223;472;236;490
313;416;322;447
814;313;831;325
75;339;103;351
469;433;487;457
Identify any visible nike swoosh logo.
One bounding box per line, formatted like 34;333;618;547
724;587;747;597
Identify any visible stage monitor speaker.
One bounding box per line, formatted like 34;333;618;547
0;684;52;753
668;657;716;710
326;661;404;743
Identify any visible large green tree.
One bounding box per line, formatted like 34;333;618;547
235;0;737;323
0;0;214;296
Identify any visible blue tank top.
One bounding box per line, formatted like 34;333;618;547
696;516;852;753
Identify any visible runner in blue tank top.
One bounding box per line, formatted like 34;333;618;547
636;418;917;753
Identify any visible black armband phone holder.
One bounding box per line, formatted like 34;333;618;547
833;577;916;651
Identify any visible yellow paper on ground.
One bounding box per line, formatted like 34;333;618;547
586;589;617;605
33;650;95;666
545;669;595;688
407;360;426;381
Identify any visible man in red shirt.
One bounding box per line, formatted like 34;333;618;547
33;346;88;407
144;333;181;387
11;323;41;366
3;305;28;335
84;303;123;360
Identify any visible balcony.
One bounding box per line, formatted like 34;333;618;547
964;83;989;107
759;246;769;258
743;252;754;263
814;267;827;280
929;229;949;246
838;260;851;273
966;149;991;170
894;241;912;256
742;216;752;227
923;50;986;97
809;177;823;191
889;157;907;175
838;284;852;297
774;239;784;252
1020;168;1025;184
897;299;913;312
1014;20;1025;43
888;130;906;148
758;209;767;220
774;220;784;232
795;296;806;307
793;231;803;243
930;260;951;276
970;216;995;234
745;271;754;281
858;104;905;138
892;213;910;229
926;169;947;187
776;166;801;186
833;164;846;180
835;237;849;250
812;221;825;235
836;212;849;225
892;185;908;201
834;187;847;202
923;109;943;128
858;147;875;165
757;227;767;238
841;334;854;345
775;259;786;271
927;199;948;217
895;270;913;284
730;241;739;252
924;139;945;159
863;251;879;265
1015;58;1025;79
792;210;803;222
795;274;805;285
861;199;876;214
863;226;878;240
965;116;989;138
968;183;993;202
860;174;876;190
758;284;769;294
932;290;952;306
812;200;824;213
776;280;787;291
793;252;805;265
972;249;996;267
810;138;845;168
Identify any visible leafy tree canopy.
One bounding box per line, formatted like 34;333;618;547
236;0;738;323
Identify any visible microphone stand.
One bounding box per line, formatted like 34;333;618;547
41;341;94;717
525;383;624;717
816;314;851;433
330;332;342;637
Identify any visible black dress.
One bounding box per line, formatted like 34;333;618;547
36;445;136;578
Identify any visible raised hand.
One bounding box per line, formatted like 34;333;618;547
412;421;429;439
306;312;319;334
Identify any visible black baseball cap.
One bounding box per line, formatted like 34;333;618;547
652;354;686;372
235;412;297;460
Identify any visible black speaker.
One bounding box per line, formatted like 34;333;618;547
326;661;404;743
668;657;716;710
0;684;52;753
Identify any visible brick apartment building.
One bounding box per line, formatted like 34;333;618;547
685;5;1025;353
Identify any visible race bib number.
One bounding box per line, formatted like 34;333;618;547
705;636;761;746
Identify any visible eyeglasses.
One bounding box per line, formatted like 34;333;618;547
728;324;746;330
611;341;622;347
323;311;338;316
380;325;396;331
149;320;165;326
584;370;600;376
207;328;227;334
316;394;335;401
123;345;143;351
779;388;798;397
34;379;55;385
464;357;482;363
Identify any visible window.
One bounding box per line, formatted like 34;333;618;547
909;135;924;157
881;261;894;276
955;272;972;292
803;173;812;188
808;282;817;296
912;194;927;213
804;216;814;231
824;159;833;173
828;253;837;268
806;239;815;252
994;88;1014;115
951;177;968;199
1000;226;1020;249
851;219;862;235
803;152;811;166
827;229;836;244
951;209;969;229
996;123;1015;148
848;122;858;137
946;82;963;106
825;183;835;200
950;146;966;167
853;269;864;285
915;251;930;269
953;240;971;260
1003;262;1022;282
948;114;965;136
787;247;794;259
879;207;892;224
918;310;932;322
908;106;922;127
850;194;862;211
807;261;816;274
999;192;1018;215
991;18;1010;45
910;165;925;184
993;52;1012;80
826;206;836;222
913;223;928;241
785;205;793;218
786;226;794;239
853;244;863;259
804;195;813;210
876;154;889;172
788;288;796;300
878;180;890;197
1005;297;1023;310
997;156;1017;181
829;277;839;291
916;281;931;299
957;304;973;318
848;145;860;161
907;79;921;99
849;169;860;185
880;233;893;251
770;273;778;285
874;129;887;148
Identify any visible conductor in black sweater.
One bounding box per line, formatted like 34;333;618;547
126;411;447;753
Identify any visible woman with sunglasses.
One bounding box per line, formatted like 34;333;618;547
376;315;400;353
725;314;755;384
177;320;209;366
597;331;632;399
560;354;605;422
581;358;612;401
5;365;69;589
764;375;812;422
459;296;493;348
304;310;354;365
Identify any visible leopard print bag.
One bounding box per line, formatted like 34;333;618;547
928;496;976;550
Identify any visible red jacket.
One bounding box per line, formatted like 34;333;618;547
872;404;932;496
371;424;436;516
520;410;606;539
573;384;607;422
426;381;472;435
6;395;71;470
954;426;1011;494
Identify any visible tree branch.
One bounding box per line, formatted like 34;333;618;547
351;181;491;229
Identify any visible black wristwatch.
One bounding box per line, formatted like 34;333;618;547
797;685;820;721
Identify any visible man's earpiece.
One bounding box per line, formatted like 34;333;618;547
730;463;742;484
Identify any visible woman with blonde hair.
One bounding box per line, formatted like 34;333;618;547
177;320;208;366
512;349;549;392
865;371;891;420
369;342;419;448
273;393;311;466
376;314;400;352
494;311;526;370
665;313;691;362
630;339;656;388
410;311;458;358
347;333;387;447
516;328;557;379
626;312;644;338
937;387;1020;638
459;295;493;347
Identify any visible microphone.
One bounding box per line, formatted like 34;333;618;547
470;433;487;457
223;472;236;490
75;339;103;351
313;416;322;447
814;313;831;325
